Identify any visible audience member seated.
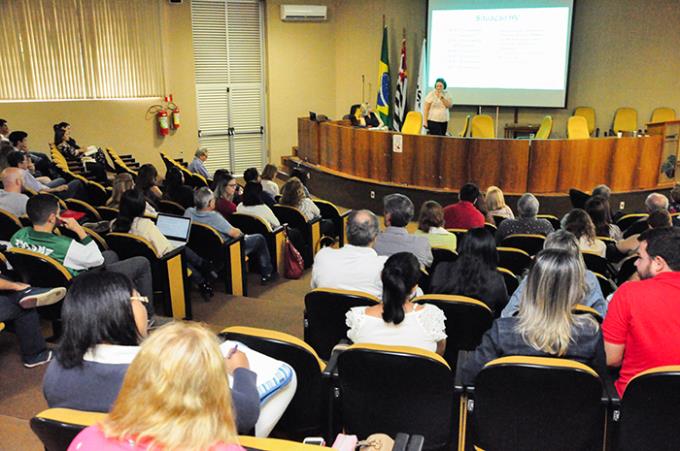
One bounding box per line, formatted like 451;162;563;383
669;184;680;213
237;182;280;228
346;252;446;355
0;142;13;171
187;147;211;179
280;177;334;237
214;175;240;219
290;167;311;198
107;173;157;216
495;193;554;243
8;130;54;178
68;321;248;451
162;166;194;209
0;167;29;216
45;272;259;436
463;248;606;385
615;209;673;258
0;276;65;368
563;209;607;257
501;230;607;318
112;189;214;301
374;193;433;267
603;227;680;396
585;195;622;240
431;228;508;315
185;187;274;284
53;122;107;184
260;163;280;198
135;163;163;209
414;200;457;252
644;192;680;227
10;194;153;313
443;182;485;230
243;167;276;207
485;185;515;219
8;150;83;200
312;209;387;298
0;119;8;142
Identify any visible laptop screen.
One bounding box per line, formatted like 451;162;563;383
156;214;192;242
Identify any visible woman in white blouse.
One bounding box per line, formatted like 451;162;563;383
237;182;281;228
423;78;453;136
260;164;280;198
112;189;215;301
346;252;447;355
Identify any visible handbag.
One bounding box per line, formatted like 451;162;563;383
284;227;305;279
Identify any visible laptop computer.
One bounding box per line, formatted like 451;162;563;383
156;214;192;249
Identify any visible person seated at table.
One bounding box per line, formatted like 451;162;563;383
349;104;367;127
346;252;447;355
135;163;163;210
349;103;382;128
45;272;260;436
188;147;211;180
68;321;248;451
562;208;607;258
214;175;240;219
485;185;515;220
162;166;194;209
430;228;508;315
414;200;456;252
495;193;554;243
112;189;214;300
236;182;280;228
53;122;108;184
260;163;280;198
462;248;606;385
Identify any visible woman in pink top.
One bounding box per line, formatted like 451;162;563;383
69;322;245;451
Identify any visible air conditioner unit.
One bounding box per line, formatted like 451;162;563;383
280;4;327;22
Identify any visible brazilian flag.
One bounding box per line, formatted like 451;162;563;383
376;26;392;128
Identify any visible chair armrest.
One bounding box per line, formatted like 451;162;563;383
271;225;285;235
322;340;350;379
339;210;351;218
160;245;184;261
603;367;621;411
454;350;471;393
309;216;322;226
225;234;245;246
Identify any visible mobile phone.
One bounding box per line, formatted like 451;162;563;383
302;437;326;446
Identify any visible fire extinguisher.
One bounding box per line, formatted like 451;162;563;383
172;106;181;129
158;109;169;136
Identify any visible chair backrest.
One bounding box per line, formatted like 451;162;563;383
535;115;552;139
65;198;101;221
337;344;457;451
617;366;680;451
414;294;493;367
158;199;186;216
500;234;546;256
574;107;596;135
650;107;676;123
568;116;590;139
593;272;616;299
304;288;380;361
536;214;561;230
471;114;495;138
616;213;648;232
106;232;159;261
31;408;106;451
616;255;639;286
458;114;471;137
472;356;605;451
221;326;327;439
312;199;347;243
96;206;119;221
582;251;615;279
613;107;638;133
431;247;458;266
105;147;137;176
0;208;22;241
187;222;226;266
6;248;72;287
272;204;308;231
496;246;532;275
401;111;423;135
498;267;519;295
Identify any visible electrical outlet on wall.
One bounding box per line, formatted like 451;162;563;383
370;191;375;199
619;201;625;210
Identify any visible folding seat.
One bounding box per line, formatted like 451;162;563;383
304;288;380;361
582;251;616;280
498;267;518;296
230;212;286;276
593;272;617;299
0;208;23;241
536;214;560;230
568;115;591;139
458;114;471;137
431;247;458;266
496;246;532;275
573;106;597;136
414;294;493;368
445;228;467;247
313;199;350;246
616;255;639;285
650;107;676;123
104;147;138;176
57;226;109;252
157;199;186;216
535;115;552;139
500;234;546;256
622;218;648;238
31;408;106;451
615;213;647;232
272;204;321;267
64;198;102;222
95;206;119;221
611;107;638;134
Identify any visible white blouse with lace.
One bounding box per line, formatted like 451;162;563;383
345;304;447;353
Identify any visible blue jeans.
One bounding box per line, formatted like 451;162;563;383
244;234;273;277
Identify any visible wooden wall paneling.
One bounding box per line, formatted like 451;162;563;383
609;138;642;191
391;132;411;185
636;135;665;189
338;125;355;174
352;128;371;178
439;138;469;190
499;140;530;194
468;139;503;191
528;140;562;193
322;123;341;171
396;134;440;188
318;122;329;167
556;139;605;192
368;131;392;182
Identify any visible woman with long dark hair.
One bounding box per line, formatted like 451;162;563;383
135;163;163;209
346;252;447;355
585;195;622;240
162;166;194;209
430;227;508;315
563;208;607;257
112;189;214;300
53;122;108;183
236;182;280;228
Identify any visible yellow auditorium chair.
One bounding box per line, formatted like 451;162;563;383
572;303;604;324
471;114;495;138
568;115;591;139
229;213;286;276
650;107;676;123
536;213;561;230
157;199;186;216
446;228;468;245
220;326;332;441
458;114;471;137
465;356;607;451
414;294;493;368
497;246;532;275
483;222;497;235
612;107;638;134
31;408;106;451
582;251;616;280
401;111;423;135
500;233;546;256
57;226;109;252
534;115;553;139
95;205;118;221
159;150;209;188
313;199;350;246
593;272;617;299
574;106;597;136
0;208;23;241
615;213;648;233
616;255;639;286
272;204;321;267
498;267;519;295
240;436;333;450
304;288;380;361
336;344;459;451
104;147;138;176
614;366;680;451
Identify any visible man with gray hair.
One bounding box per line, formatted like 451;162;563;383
374;193;433;267
185;187;274;283
645;192;670;212
188;147;210;179
311;209;387;297
495;192;554;243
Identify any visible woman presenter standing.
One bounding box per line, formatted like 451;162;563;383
423;78;453;136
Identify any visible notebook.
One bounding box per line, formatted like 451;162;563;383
155;214;191;249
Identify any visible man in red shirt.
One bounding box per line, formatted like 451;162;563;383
443;183;485;229
603;227;680;396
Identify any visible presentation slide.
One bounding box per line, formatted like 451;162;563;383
427;0;574;107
